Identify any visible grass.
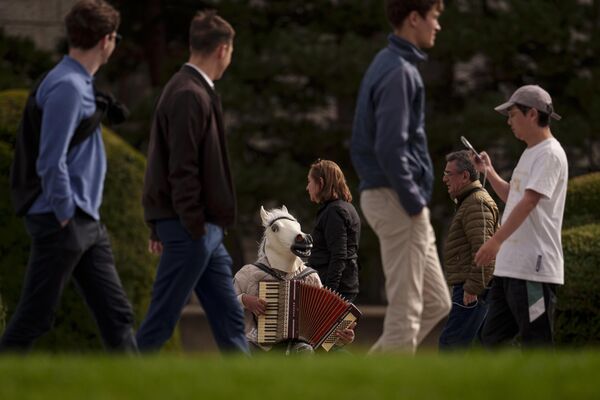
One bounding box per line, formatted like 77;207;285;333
1;350;599;399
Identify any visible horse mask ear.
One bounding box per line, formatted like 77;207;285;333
281;205;288;214
260;206;270;226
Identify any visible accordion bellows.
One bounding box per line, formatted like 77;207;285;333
258;280;362;351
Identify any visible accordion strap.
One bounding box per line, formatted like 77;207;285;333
253;262;285;281
252;262;317;282
293;266;317;281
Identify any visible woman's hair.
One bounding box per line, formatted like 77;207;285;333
309;159;352;203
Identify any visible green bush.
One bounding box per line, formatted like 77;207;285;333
557;223;600;345
555;172;600;345
0;89;162;351
0;29;54;91
563;172;600;228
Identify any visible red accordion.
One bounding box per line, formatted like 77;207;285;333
257;280;361;351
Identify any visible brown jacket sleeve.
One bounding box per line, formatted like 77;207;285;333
462;198;499;295
166;90;209;239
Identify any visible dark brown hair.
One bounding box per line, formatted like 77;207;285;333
309;159;353;203
65;0;120;50
514;104;551;128
189;10;235;55
385;0;444;29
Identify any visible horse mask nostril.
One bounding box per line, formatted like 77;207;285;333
295;234;304;242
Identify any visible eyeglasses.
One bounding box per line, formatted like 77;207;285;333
112;33;122;46
442;170;462;178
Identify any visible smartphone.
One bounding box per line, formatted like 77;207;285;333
460;136;482;161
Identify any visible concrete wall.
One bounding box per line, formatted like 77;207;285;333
0;0;77;51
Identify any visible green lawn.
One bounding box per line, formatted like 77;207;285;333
1;350;599;399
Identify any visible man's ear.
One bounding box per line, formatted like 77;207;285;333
407;10;422;28
528;107;539;122
216;43;228;59
99;33;111;50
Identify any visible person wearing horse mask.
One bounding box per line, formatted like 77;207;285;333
234;206;356;354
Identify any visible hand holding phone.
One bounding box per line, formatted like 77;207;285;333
460;136;482;162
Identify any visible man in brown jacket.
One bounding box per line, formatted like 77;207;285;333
439;150;499;349
136;11;247;353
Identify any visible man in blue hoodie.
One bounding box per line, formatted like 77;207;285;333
351;0;451;353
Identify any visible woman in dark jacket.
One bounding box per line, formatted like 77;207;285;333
306;159;361;302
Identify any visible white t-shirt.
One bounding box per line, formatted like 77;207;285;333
495;138;568;284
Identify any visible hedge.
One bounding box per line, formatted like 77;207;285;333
0;90;164;351
563;172;600;229
555;171;600;345
556;223;600;345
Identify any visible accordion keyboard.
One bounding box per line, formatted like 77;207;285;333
320;311;358;351
257;281;281;344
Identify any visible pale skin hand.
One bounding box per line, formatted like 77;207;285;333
242;294;267;316
335;321;357;345
463;291;478;305
475;189;542;266
148;239;163;255
470;151;510;203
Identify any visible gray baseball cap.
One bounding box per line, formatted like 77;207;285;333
494;85;562;121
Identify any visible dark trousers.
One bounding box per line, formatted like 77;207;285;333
135;220;248;353
0;210;137;352
439;284;488;350
481;276;556;348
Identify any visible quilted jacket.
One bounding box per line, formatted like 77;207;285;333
443;181;499;295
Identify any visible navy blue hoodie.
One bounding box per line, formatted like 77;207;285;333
350;34;434;216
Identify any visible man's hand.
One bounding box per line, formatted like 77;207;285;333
148;239;163;255
336;321;357;345
242;294;267;316
471;151;492;174
463;291;477;305
60;219;70;227
475;236;500;266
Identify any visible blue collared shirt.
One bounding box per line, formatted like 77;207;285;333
28;55;106;221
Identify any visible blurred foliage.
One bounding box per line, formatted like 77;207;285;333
2;0;599;305
559;223;600;345
563;172;600;229
0;29;54;91
557;172;600;345
0;90;170;352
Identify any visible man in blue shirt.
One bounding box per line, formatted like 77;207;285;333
1;0;137;352
350;0;451;353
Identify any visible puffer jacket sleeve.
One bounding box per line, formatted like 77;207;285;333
462;196;499;295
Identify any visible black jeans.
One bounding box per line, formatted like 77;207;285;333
0;209;137;352
480;276;557;348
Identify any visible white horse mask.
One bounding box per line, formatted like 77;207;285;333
258;205;313;274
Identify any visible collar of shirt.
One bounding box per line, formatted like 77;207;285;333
184;62;214;88
63;55;94;85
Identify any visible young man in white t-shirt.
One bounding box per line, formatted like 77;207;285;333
472;85;568;347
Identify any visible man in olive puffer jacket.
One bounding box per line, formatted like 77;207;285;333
439;150;499;349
